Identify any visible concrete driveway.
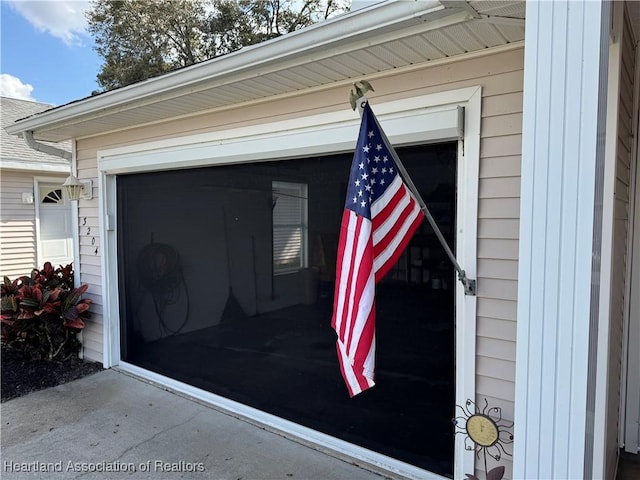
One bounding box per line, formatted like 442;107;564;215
1;369;387;480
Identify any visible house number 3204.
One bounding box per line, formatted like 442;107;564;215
80;217;98;255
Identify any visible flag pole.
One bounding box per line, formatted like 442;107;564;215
354;92;476;296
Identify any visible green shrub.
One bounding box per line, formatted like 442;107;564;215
1;262;91;361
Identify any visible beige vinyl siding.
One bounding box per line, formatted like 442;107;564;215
476;55;522;420
75;151;102;362
0;170;37;278
76;48;524;456
605;9;637;480
472;50;522;480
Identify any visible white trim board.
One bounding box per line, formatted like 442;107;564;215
515;1;611;478
594;3;623;475
97;90;473;173
0;161;69;173
97;87;480;479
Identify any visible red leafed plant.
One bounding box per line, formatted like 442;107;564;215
1;262;91;361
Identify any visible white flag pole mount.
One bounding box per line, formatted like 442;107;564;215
353;90;477;296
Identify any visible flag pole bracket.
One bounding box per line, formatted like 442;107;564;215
460;273;476;296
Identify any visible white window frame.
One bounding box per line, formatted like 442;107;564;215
97;86;481;480
272;181;308;275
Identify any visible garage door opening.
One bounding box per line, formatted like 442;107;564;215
117;142;457;477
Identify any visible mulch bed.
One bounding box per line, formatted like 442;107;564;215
1;346;103;402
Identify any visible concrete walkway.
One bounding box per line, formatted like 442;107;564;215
1;369;386;480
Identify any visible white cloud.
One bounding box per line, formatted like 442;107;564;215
0;74;37;101
7;0;90;46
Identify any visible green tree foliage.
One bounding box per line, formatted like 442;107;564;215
86;0;349;92
87;0;209;90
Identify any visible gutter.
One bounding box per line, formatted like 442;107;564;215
4;0;455;139
23;130;71;160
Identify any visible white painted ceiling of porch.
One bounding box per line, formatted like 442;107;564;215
24;1;525;142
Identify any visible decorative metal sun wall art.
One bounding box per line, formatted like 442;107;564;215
453;398;514;480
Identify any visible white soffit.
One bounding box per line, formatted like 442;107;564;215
7;1;524;142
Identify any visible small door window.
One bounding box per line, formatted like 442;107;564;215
40;187;65;205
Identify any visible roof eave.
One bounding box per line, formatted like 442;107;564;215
6;1;451;139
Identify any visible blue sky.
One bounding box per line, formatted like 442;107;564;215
1;0;101;106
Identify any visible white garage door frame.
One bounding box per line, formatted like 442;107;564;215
97;87;481;480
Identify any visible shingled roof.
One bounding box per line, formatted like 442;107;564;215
1;97;71;172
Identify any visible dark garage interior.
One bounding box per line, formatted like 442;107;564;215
117;143;457;477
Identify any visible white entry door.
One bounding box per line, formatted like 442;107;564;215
36;182;74;267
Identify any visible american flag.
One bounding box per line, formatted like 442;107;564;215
331;102;425;397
